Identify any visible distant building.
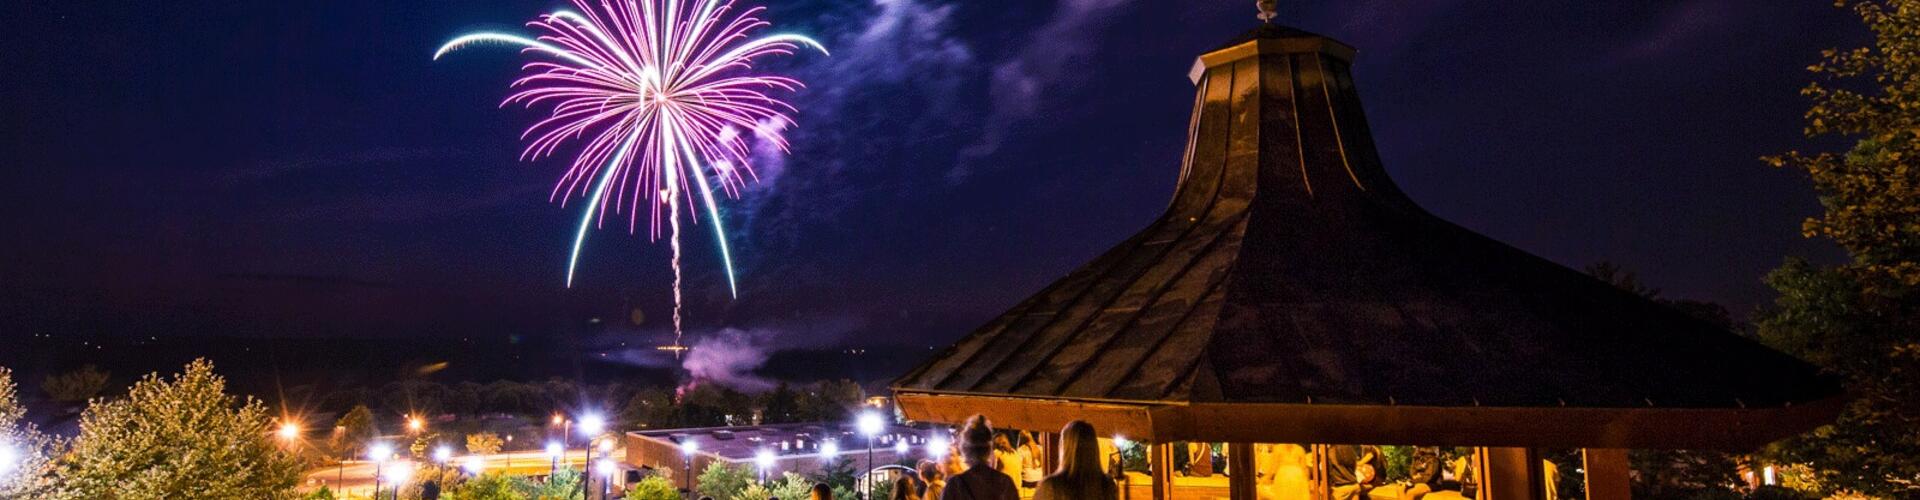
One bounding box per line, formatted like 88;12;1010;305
623;421;939;490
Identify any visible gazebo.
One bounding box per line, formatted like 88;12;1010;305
891;10;1842;500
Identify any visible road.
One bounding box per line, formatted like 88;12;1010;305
302;448;612;496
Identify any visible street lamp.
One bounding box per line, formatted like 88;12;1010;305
277;420;302;442
856;411;883;500
754;449;776;484
893;440;909;457
580;413;606;500
597;458;619;499
680;440;699;500
463;455;487;475
369;443;394;500
546;441;564;476
434;445;453;465
926;435;949;461
406;415;426;434
820;441;839;461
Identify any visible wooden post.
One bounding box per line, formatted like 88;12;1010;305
1583;448;1631;500
1481;447;1544;500
1043;432;1060;475
1228;443;1256;500
1152;443;1176;500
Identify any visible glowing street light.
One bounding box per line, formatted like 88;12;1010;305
369;443;394;499
462;455;487;475
433;445;453;464
546;441;564;475
681;439;699;497
277;420;302;442
598;458;620;499
754;449;777;483
579;412;607;500
856;411;884;500
926;435;949;460
406;415;426;434
820;441;839;461
893;440;909;456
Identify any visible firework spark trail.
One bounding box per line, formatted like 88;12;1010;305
436;0;825;349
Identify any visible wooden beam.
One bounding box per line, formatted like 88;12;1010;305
1228;443;1256;500
1151;443;1175;500
1583;448;1631;500
1481;447;1543;500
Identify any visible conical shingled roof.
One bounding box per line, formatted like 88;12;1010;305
893;26;1841;448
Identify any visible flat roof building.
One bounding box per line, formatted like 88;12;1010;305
623;421;939;490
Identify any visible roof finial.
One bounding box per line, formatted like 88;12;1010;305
1256;0;1278;24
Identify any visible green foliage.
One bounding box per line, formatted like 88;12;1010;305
1758;2;1920;496
41;364;110;403
733;472;814;500
335;404;377;460
444;473;522;500
621;387;681;429
810;457;859;493
512;467;582;499
628;475;683;500
302;486;339;500
53;359;303;499
798;380;864;424
682;384;753;427
698;462;757;500
0;367;62;498
467;432;505;455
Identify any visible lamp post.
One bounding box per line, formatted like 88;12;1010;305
369;443;394;500
755;449;776;484
598;458;618;499
1111;436;1131;500
857;411;883;500
579;413;606;500
463;455;487;476
681;439;699;500
547;441;565;477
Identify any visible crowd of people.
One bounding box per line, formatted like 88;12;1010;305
813;416;1515;500
849;415;1118;500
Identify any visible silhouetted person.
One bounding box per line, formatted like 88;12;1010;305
1031;421;1119;500
940;415;1019;500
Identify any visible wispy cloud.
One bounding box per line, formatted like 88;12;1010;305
956;0;1132;180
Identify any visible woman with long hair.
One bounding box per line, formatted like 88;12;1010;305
919;459;947;500
939;415;1020;500
1032;421;1119;500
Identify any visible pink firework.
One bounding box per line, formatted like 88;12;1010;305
437;0;825;346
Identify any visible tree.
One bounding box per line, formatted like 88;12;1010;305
467;432;505;455
446;473;522;500
627;475;682;500
333;404;377;461
697;462;756;500
40;364;110;404
733;472;813;500
0;367;60;498
53;359;302;499
620;387;680;430
1759;0;1920;496
760;383;803;424
514;467;582;499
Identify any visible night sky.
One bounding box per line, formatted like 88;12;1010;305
0;1;1863;355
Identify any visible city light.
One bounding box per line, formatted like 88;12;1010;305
406;415;425;433
926;435;949;458
369;443;394;462
820;441;839;460
681;440;699;456
277;421;301;441
597;458;618;477
856;411;884;437
462;456;487;475
552;414;566;426
433;445;453;464
545;441;564;458
1112;436;1130;449
755;449;777;471
579;413;606;437
383;464;412;484
893;440;909;456
599;439;615;453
